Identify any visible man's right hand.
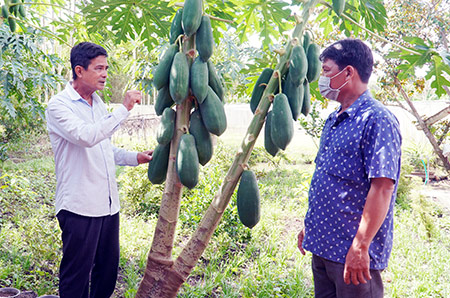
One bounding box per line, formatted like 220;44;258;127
297;229;306;255
123;90;142;111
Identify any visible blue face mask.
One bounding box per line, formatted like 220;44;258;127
318;68;349;101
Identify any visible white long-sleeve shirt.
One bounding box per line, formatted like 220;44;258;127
46;82;138;217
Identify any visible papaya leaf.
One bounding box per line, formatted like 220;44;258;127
389;37;435;81
231;0;291;49
81;0;174;49
320;13;333;37
425;54;450;98
396;50;433;80
402;36;425;46
356;0;386;33
309;80;323;104
316;7;329;23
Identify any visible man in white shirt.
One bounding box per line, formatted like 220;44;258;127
46;42;153;298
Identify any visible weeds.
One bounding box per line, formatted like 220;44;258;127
1;133;449;297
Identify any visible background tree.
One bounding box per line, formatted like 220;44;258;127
0;24;63;161
371;0;450;172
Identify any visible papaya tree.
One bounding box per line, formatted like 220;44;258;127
134;1;324;295
0;0;65;160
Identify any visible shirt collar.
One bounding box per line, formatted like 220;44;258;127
65;82;101;105
336;89;371;120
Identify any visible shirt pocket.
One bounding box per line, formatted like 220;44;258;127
323;145;366;182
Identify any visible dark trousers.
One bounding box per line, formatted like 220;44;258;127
57;210;120;298
312;254;384;298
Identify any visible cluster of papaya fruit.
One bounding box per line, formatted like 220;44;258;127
235;31;322;229
1;0;26;32
147;0;226;190
250;30;321;157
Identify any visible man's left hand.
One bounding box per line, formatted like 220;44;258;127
137;150;153;164
343;243;372;285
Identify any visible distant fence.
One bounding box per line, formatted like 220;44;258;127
110;101;450;150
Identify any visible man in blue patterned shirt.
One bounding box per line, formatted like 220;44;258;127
297;39;402;297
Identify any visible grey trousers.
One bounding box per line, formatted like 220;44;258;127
312;254;384;298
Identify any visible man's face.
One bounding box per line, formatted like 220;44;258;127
77;55;108;91
321;59;348;90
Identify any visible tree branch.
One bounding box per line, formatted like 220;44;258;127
317;0;421;56
393;76;450;173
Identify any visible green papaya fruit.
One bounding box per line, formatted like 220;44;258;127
181;0;202;37
189;109;213;166
10;0;18;15
156;108;176;145
147;143;171;184
18;4;25;18
169;9;184;44
289;45;308;87
2;5;9;18
13;0;19;16
284;72;304;121
169;52;190;104
237;170;260;229
196;15;214;62
306;43;321;83
302;80;311;116
332;0;346;16
154;85;174;116
199;86;227;136
153;44;178;90
271;93;294;150
303;30;313;52
264;111;279;157
176;134;199;189
207;60;224;102
190;56;208;104
8;17;15;32
250;68;273;114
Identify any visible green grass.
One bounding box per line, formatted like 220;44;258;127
1;132;450;297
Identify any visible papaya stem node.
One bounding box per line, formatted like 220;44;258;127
274;49;286;56
274;70;282;94
239;163;249;171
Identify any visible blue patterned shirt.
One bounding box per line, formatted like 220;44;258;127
303;91;402;270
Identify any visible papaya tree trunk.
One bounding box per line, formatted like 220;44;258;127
136;35;195;298
135;1;319;296
394;76;450;173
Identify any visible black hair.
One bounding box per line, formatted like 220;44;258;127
319;39;373;83
70;42;108;80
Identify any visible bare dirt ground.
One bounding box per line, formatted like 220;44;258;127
420;179;450;214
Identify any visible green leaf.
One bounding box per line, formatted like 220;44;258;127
320;14;333;37
425;54;450;98
402;36;426;46
232;0;291;49
81;0;174;49
357;0;387;32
